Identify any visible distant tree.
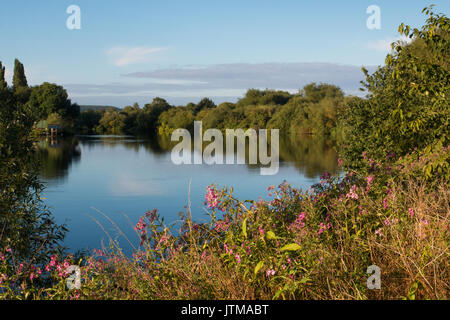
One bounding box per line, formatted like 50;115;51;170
301;83;344;103
28;82;79;120
0;62;7;90
13;58;28;89
12;59;30;103
238;89;291;106
197;97;216;110
77;109;102;134
142;97;172;133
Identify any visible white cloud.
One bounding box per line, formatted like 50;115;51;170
65;62;377;106
366;36;412;52
107;46;166;67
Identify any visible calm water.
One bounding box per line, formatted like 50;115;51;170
37;135;338;254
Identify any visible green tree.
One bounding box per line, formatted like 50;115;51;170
0;75;66;261
12;59;30;103
0;62;7;90
339;6;449;176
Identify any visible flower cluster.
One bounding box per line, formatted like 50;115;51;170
205;185;221;210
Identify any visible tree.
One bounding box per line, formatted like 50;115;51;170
13;59;30;103
0;76;66;261
28;82;80;130
339;6;449;176
301;83;344;103
0;62;7;90
13;58;27;89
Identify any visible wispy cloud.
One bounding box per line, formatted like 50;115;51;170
66;62;377;106
122;62;376;91
107;46;166;67
366;36;412;52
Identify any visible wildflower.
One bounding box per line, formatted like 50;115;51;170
235;253;241;264
289;212;306;231
266;269;276;277
259;225;265;236
135;217;147;234
214;218;230;233
145;209;157;223
375;228;383;236
366;175;374;192
205;186;220;210
223;244;233;255
408;208;414;218
383;198;389;209
346;185;359;200
318;222;331;235
337;158;343;167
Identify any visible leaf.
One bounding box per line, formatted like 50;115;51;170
280;243;301;251
297;277;311;284
254;261;264;275
242;218;247;239
266;230;277;240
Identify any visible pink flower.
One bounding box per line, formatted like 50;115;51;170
346;185;359;200
337;158;343;167
383;198;389;209
408;208;414;218
318;222;331;235
266;269;276;277
205;186;220;210
223;244;233;255
289;212;306;231
366;176;374;192
259;225;265;236
235;253;241;264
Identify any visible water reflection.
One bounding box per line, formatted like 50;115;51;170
36;137;81;183
37;134;338;182
37;134;338;252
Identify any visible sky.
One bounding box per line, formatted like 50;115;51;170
0;0;448;107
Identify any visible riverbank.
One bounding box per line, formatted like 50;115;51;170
1;147;448;300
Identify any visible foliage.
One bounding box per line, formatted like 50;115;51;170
339;7;449;177
0;70;66;263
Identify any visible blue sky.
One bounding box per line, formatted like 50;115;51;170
0;0;448;106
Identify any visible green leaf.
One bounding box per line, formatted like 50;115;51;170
254;261;264;275
266;230;277;240
280;243;301;251
242;218;247;239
